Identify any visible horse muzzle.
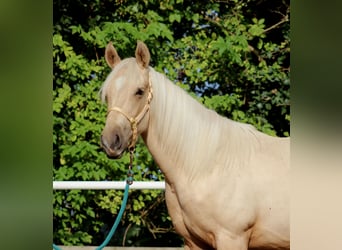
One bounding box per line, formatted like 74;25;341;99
101;133;125;159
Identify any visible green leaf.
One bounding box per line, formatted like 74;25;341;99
169;13;181;23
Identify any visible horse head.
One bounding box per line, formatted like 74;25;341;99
100;41;152;159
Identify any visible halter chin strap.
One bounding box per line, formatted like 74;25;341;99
107;75;153;151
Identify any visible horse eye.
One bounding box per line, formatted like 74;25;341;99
135;88;144;96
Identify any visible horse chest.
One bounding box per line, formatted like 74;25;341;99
165;182;217;246
165;175;256;243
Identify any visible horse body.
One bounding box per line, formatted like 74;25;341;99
100;41;290;250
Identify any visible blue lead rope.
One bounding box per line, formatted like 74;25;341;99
53;181;131;250
53;243;62;250
96;181;130;250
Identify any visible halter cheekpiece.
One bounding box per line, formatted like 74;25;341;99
106;74;153;151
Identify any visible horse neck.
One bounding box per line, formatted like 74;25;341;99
142;69;236;181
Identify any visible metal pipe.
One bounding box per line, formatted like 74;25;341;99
53;181;165;190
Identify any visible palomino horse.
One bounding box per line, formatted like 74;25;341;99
100;41;290;250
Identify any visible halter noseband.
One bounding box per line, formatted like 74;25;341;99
106;75;153;151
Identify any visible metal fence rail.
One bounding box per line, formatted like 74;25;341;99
53;181;166;190
53;181;173;249
53;247;183;250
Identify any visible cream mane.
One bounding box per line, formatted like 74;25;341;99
148;68;262;179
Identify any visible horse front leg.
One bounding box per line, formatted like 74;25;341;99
164;183;189;245
184;239;210;250
165;183;210;250
215;232;249;250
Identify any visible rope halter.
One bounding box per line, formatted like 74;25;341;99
106;74;153;152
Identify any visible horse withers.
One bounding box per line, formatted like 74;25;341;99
100;41;290;250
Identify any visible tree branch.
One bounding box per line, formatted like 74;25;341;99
122;223;132;246
248;45;264;62
263;15;289;33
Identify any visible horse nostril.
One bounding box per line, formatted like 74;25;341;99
110;134;121;150
101;133;122;152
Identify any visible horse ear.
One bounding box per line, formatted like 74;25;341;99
135;41;150;69
105;42;121;69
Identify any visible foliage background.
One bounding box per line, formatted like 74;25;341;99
53;0;289;246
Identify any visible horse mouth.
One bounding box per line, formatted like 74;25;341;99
105;148;125;159
101;143;125;159
107;151;124;159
